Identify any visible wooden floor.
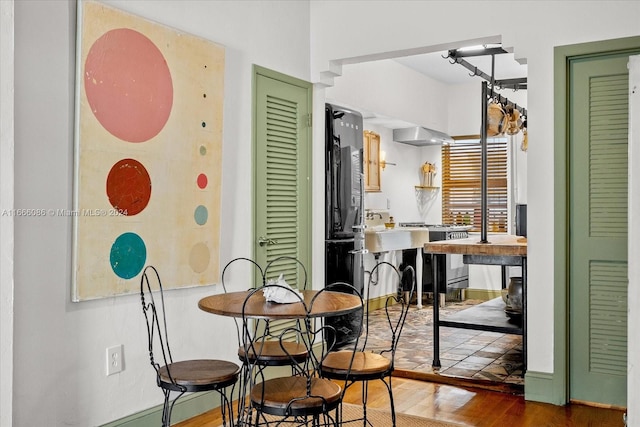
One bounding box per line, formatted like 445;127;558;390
175;377;626;426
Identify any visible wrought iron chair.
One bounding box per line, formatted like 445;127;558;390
263;255;309;290
140;265;240;427
246;282;364;427
221;257;267;363
222;257;310;424
320;262;416;426
236;256;310;366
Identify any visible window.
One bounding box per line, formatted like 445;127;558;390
442;137;508;232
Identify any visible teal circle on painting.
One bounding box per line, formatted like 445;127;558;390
194;205;208;225
110;232;147;279
199;145;207;156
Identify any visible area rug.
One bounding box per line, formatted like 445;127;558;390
229;403;464;427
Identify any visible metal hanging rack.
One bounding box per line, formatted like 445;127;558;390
443;47;527;118
444;45;528;242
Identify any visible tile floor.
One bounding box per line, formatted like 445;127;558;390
365;299;524;386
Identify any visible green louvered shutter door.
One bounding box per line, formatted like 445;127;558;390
254;69;311;290
569;54;629;406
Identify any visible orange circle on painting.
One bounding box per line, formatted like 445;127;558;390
84;28;173;142
106;159;152;216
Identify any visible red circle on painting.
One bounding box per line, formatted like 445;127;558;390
197;173;208;189
84;28;173;142
106;159;152;216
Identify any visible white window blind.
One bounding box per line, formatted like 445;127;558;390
442;137;508;232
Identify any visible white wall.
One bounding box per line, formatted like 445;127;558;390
360;122;443;225
1;1;14;425
12;1;310;425
310;0;640;385
327;59;450;132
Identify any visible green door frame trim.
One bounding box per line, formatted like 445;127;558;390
546;35;640;406
251;64;313;280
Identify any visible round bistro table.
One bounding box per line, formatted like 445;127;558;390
199;288;363;426
198;289;362;319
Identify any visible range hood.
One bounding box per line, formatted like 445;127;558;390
393;127;454;146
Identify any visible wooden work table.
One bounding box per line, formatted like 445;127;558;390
424;234;528;374
423;234;526;256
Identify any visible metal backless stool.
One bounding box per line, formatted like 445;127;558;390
140;265;240;426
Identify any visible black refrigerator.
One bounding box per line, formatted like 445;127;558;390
324;103;365;346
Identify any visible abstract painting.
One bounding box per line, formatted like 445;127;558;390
72;0;225;300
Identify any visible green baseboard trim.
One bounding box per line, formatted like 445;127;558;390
100;389;222;427
367;294;393;312
464;288;502;301
525;370;566;405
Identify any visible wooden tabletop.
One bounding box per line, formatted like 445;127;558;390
198;289;362;319
423;234;527;256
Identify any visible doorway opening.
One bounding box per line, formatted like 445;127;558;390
325;35;528;391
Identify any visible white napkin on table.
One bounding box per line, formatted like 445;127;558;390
263;274;303;304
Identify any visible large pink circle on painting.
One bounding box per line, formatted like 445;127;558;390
84;28;173;142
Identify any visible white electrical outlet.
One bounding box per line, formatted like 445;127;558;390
106;344;124;376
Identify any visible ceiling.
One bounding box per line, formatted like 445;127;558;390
394;49;528;85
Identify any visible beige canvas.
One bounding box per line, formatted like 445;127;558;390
73;0;225;300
